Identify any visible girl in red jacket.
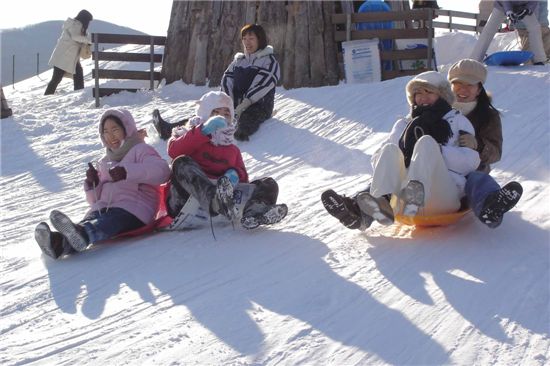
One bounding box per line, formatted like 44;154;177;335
166;108;287;229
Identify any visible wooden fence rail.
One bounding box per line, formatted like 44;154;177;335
91;33;166;107
332;9;435;81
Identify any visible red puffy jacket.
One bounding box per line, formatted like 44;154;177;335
168;127;249;183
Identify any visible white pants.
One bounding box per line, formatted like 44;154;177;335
370;136;461;216
471;7;547;63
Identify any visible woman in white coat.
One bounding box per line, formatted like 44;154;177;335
44;9;93;95
322;71;480;230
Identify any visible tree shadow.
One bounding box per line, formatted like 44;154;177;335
242;118;373;178
1;116;64;192
44;229;449;364
366;211;549;342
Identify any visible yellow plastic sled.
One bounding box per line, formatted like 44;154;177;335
395;208;472;227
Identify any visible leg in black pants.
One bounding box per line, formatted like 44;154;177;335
73;62;84;90
44;67;65;95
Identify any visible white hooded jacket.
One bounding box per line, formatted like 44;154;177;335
48;18;92;74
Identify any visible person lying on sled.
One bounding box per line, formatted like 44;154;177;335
35;108;171;259
165;92;287;230
322;71;480;230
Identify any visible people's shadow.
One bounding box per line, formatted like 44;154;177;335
1;115;64;192
45;229;449;364
367;211;549;342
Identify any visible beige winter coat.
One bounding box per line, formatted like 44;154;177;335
48;18;91;74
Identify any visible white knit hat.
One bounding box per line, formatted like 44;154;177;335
405;71;455;106
195;91;234;123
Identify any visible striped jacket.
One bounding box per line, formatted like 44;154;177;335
221;45;280;107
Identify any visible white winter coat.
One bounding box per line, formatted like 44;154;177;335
372;109;481;193
48;18;91;74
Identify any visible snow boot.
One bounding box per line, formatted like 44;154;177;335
321;189;371;230
400;180;425;216
49;210;89;252
211;176;237;220
479;181;523;228
34;222;74;259
152;109;172;140
356;192;394;226
241;203;288;230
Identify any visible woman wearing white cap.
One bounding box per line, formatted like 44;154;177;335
448;59;523;228
322;71;480;230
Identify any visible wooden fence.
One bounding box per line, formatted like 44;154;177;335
91;33;166;107
332;9;436;81
433;9;483;33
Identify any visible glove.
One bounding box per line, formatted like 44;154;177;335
506;10;519;23
188;116;202;128
85;162;99;187
223;168;239;187
458;131;478;150
171;125;188;138
109;166;127;182
234;98;252;120
201;116;227;135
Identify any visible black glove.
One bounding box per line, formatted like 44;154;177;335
515;7;531;20
85;162;99;187
506;10;519;23
109;166;127;182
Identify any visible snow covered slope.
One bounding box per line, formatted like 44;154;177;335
1;33;549;365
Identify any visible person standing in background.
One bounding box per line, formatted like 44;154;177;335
471;1;547;64
44;9;93;95
515;0;549;61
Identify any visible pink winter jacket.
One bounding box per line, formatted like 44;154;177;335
84;109;171;224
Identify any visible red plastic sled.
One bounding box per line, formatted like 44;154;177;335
111;183;172;239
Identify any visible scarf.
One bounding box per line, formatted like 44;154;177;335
105;133;143;162
399;98;453;167
453;101;478;116
211;126;236;146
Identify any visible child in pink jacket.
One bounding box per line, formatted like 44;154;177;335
35;108;171;259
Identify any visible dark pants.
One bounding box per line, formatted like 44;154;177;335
242;177;279;217
80;207;145;243
44;63;84;95
167;156;216;217
235;90;275;139
464;171;500;217
167;156;280;219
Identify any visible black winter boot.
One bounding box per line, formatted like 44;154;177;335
322;189;369;230
241;203;288;230
479;181;523;228
210;176;237;220
152;109;173;140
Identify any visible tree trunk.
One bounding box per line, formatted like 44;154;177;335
162;0;341;89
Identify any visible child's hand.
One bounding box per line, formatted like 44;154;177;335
137;128;148;139
171;126;188;138
109;166;127;182
85;162;99;187
201;116;227;136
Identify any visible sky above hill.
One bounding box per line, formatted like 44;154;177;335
0;0;487;36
